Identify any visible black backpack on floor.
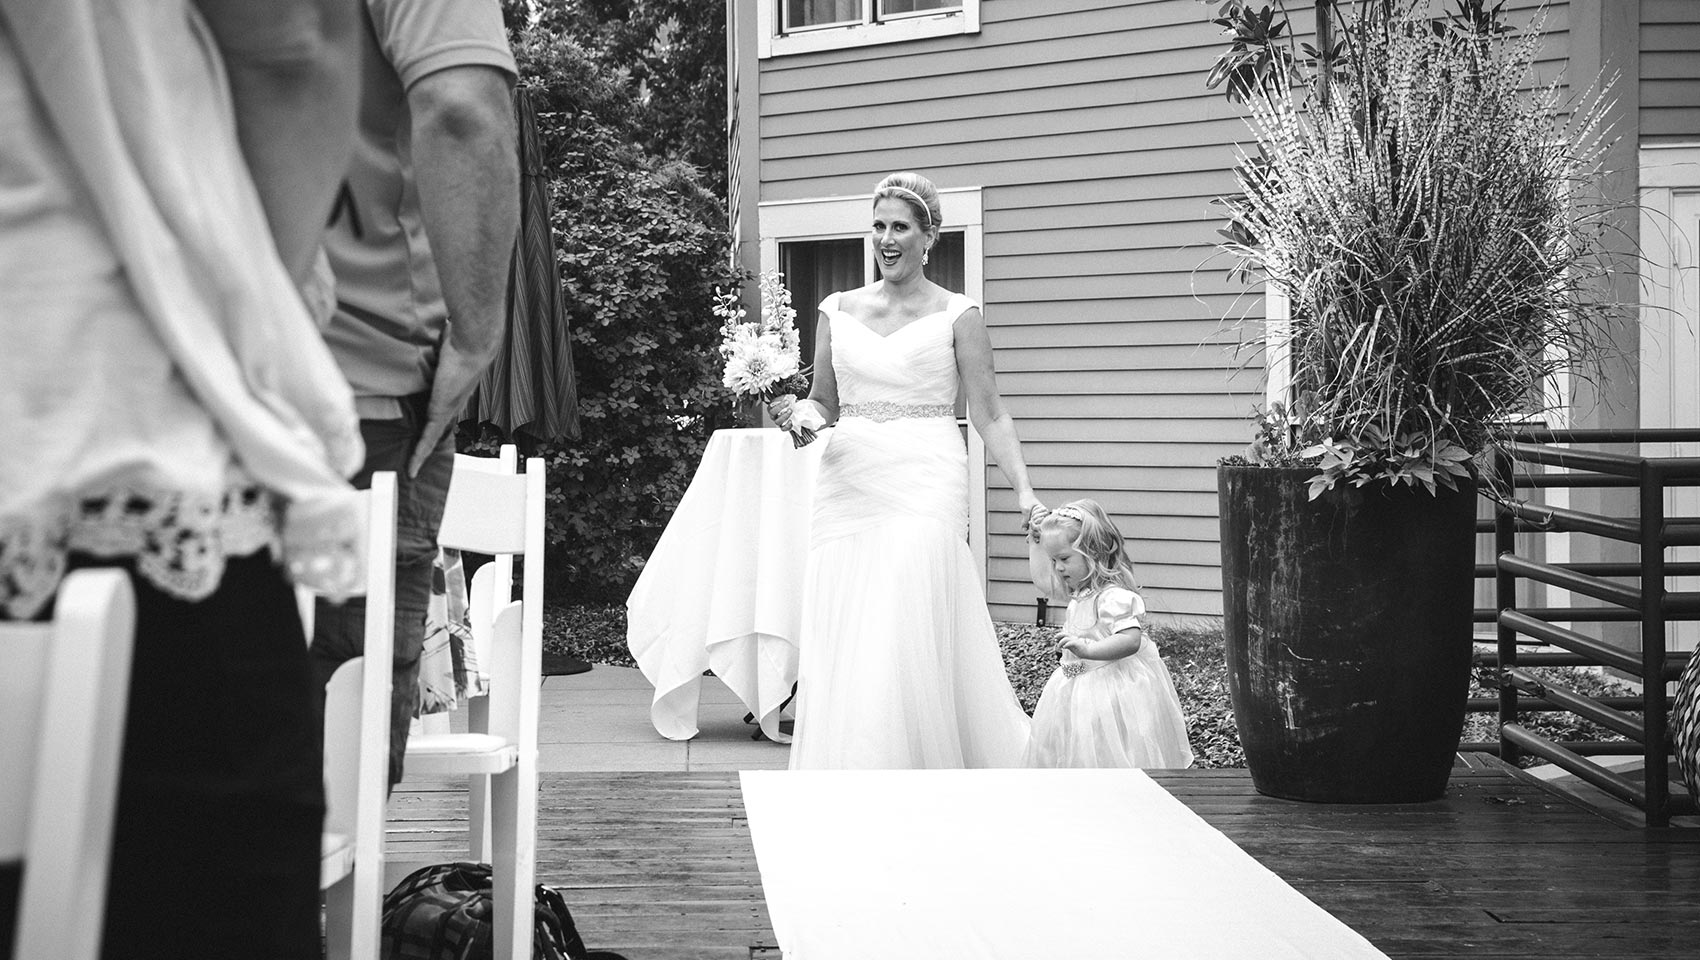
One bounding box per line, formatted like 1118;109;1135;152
380;861;626;960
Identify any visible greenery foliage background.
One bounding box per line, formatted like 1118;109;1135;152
495;3;1635;777
472;2;740;598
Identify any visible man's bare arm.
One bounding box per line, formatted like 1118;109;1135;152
406;63;519;475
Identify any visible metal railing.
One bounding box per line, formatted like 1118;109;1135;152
1470;427;1699;827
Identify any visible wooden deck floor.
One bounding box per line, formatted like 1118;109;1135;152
388;759;1698;960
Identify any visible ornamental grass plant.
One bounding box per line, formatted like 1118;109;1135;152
1211;0;1630;494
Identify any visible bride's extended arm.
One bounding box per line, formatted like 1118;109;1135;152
1029;535;1069;604
803;311;839;422
954;307;1041;521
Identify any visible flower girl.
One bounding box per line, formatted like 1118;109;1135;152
1024;500;1194;769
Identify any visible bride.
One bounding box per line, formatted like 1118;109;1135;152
770;171;1041;769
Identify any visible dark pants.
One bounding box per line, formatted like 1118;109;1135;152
93;551;322;960
308;394;455;787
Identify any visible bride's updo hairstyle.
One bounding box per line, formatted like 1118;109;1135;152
873;171;943;233
1040;499;1139;593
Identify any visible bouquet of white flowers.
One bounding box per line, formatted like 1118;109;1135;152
716;271;818;447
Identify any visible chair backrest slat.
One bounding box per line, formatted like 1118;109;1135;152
322;658;366;837
453;446;517;476
321;474;396;847
450;447;517;606
316;473;396;960
484;601;526;739
0;621;50;860
438;468;530;555
517;462;547;752
468;562;499;674
443;456;545;743
4;568;136;960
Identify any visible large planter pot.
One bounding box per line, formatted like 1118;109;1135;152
1218;464;1477;803
1673;646;1700;806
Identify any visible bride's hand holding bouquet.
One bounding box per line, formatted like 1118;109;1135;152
765;392;825;447
716;271;823;448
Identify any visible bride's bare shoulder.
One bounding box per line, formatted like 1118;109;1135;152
835;284;881;315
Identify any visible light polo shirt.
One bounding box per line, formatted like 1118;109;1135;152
321;0;516;418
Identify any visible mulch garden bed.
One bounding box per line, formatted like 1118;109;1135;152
545;603;1632;769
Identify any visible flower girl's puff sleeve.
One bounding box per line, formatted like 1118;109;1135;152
1098;587;1145;635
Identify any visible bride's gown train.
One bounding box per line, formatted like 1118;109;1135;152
788;292;1031;769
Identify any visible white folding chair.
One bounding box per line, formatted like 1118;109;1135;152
412;444;516;740
1;568;136;960
433;445;518;851
314;472;398;960
396;453;546;960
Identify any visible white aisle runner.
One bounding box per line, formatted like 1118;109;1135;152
740;769;1391;960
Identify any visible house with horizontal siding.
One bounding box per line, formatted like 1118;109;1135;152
727;0;1700;627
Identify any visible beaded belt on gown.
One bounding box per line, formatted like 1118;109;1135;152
838;401;954;422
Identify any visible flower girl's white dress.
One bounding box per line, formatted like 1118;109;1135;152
788;292;1031;769
1024;587;1195;769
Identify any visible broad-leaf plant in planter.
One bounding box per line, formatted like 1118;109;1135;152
1202;0;1628;802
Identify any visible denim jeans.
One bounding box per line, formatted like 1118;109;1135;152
308;393;454;787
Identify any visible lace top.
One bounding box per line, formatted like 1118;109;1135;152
0;4;364;619
2;481;271;617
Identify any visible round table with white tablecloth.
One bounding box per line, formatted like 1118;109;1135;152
626;428;825;742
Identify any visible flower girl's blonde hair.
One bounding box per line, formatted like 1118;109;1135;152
1038;499;1138;594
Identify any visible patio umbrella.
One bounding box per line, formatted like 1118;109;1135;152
462;83;580;444
455;85;590;677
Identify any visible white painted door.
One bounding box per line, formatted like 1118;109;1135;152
1670;190;1700;654
1641;144;1700;654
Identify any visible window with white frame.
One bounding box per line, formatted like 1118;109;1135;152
778;230;965;364
760;0;979;58
784;0;960;32
779;237;862;364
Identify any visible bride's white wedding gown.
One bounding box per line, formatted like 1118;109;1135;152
788;291;1032;769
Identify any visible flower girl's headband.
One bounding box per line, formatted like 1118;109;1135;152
1048;505;1087;524
878;185;934;227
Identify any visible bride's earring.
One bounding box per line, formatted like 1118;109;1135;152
923;247;930;266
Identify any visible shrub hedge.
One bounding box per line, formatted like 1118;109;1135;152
545;603;1634;770
475;25;741;600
